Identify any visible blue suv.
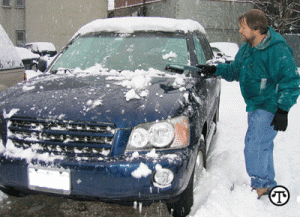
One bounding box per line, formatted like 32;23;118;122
0;17;220;217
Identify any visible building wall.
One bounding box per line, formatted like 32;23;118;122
146;0;253;45
0;0;25;46
25;0;108;51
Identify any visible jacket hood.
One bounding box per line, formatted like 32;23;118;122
256;27;287;50
0;72;193;129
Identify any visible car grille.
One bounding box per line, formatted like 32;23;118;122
7;118;116;159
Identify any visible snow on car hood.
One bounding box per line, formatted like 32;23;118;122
72;17;206;40
0;67;193;129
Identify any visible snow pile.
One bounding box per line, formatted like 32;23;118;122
163;51;178;60
15;47;40;60
25;70;43;80
0;24;23;70
73;17;206;39
131;162;152;178
26;42;56;53
105;67;185;101
0;192;7;203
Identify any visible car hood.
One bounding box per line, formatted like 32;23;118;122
0;72;195;129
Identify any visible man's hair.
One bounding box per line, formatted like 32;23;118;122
238;9;268;35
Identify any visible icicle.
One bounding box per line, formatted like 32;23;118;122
139;202;143;213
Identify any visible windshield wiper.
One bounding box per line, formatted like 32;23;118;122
50;68;74;74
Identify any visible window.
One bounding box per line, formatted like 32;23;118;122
16;30;25;47
197;33;214;60
15;0;24;8
50;33;190;72
2;0;11;7
193;35;206;64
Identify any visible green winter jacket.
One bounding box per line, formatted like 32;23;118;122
216;27;300;114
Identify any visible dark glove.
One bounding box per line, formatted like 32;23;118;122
270;108;288;131
196;65;216;76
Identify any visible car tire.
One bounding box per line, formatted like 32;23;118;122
166;149;205;217
0;186;28;197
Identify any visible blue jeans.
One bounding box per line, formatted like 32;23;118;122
244;109;278;189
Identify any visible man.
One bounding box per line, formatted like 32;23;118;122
198;9;300;198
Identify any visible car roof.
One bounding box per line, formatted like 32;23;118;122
25;42;56;52
72;17;206;39
0;24;23;70
15;47;40;60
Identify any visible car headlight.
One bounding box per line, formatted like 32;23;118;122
126;116;189;151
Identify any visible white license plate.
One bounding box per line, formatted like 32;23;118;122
28;167;71;195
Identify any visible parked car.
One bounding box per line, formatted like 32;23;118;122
0;24;25;93
25;42;57;57
210;42;239;63
0;17;220;217
15;47;40;71
283;34;300;67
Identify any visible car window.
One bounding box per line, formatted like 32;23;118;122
50;34;190;73
193;35;206;65
196;33;214;60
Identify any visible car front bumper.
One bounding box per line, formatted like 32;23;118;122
0;148;197;203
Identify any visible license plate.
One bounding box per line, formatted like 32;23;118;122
28;167;71;195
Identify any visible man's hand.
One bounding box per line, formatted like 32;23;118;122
196;65;216;76
271;108;288;131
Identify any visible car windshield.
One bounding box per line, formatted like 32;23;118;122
50;33;190;73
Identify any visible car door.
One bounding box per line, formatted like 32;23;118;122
193;33;221;151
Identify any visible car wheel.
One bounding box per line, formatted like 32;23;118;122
193;149;205;187
166;149;205;217
0;186;28;197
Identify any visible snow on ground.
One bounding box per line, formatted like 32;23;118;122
1;70;300;216
191;78;300;217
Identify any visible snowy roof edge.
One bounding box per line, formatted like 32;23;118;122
71;17;206;40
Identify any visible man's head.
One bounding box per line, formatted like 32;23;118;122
238;9;268;46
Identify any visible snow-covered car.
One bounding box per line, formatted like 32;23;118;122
0;17;220;217
0;24;25;93
25;42;57;57
210;42;239;63
15;47;40;71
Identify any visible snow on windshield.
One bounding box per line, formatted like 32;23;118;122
72;17;206;39
74;64;187;101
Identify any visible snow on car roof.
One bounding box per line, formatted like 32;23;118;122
73;17;206;38
15;47;40;60
26;42;56;52
0;24;23;70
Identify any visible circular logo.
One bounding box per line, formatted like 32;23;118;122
269;186;290;206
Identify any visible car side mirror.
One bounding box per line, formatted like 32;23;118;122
37;58;48;72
